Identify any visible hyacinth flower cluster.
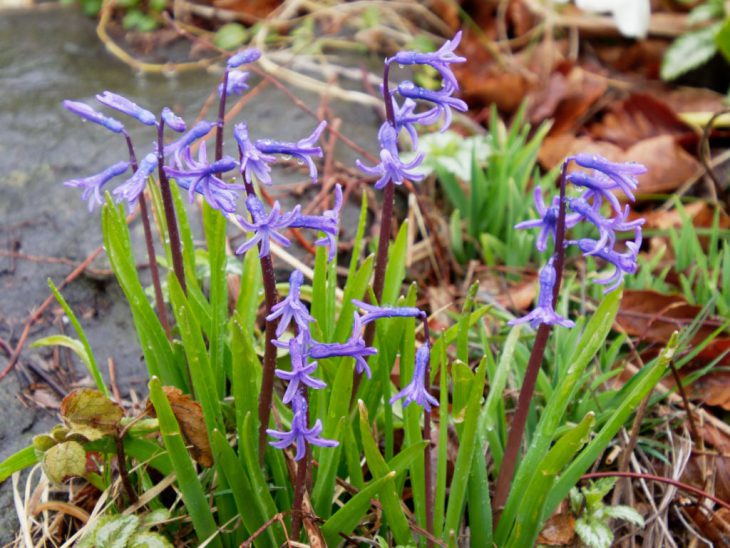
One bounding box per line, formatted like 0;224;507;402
510;154;646;330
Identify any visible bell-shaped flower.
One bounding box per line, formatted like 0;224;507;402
379;97;440;148
233;123;276;185
396;81;467;132
63;100;125;134
64;161;130;211
356;125;425;190
572;227;642;293
273;334;326;404
309;313;376;378
95;91;157;126
235;195;300;258
570;154;646;202
254;121;327;183
266;270;314;337
219;71;250;97
509;257;575;329
113;152;158;206
267;394;337;461
515;186;581;252
289;184;342;260
390;344;439;412
566;197;615;255
162;121;216;168
164;145;243;212
351;299;424;325
387;31;466;91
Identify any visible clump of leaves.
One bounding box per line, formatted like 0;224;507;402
77;510;172;548
570;478;645;548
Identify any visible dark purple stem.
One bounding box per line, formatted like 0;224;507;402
237;168;280;464
215;70;229;162
156;119;187;294
492;161;570;522
123;132;171;340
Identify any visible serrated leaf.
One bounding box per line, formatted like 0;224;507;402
42;440;86;484
60;389;124;439
129;531;174;548
661;24;721;81
96;515;140;548
601;505;645;526
575;518;612;548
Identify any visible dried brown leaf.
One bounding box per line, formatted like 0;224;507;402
537;512;576;545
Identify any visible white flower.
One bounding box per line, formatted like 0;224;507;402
575;0;651;38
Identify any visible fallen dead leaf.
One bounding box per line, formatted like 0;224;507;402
537;512;576;545
684;506;730;546
146;386;213;468
543;66;608;135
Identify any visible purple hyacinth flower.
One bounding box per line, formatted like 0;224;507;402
571;154;646;200
566;197;614;255
379;97;440;148
63;100;125;134
95;92;156;126
113;152;158;205
219;71;250;97
64;161;130;212
356;125;425;190
234;123;276;185
390;344;439;412
273;334;326;404
235;195;300;258
266;270;314;337
509;258;575;329
164;145;242;212
566;171;624;214
254;121;326;184
227;47;261;69
163;120;216;168
606;206;645;247
387;31;466;91
267;394;337;461
161;107;186;132
351;299;424;325
514;186;581;252
310;313;376;378
573;227;642;293
396;81;467;132
289;184;342;260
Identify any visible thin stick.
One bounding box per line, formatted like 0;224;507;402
493;161;570;518
115;426;138;505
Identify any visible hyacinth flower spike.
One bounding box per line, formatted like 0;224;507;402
515;186;581;252
396;81;468;132
387;30;466;91
379;97;440;148
254;121;327;183
266;269;314;337
233;123;276;185
163;145;243;213
289;184;343;260
390;344;439;412
235;195;300;258
571;153;646;200
509;257;575;329
310;313;376;378
113;152;159;206
566;171;624;214
273;334;326;404
357;125;425;190
267;394;337;461
63;100;125;134
351;299;425;325
64;161;130;212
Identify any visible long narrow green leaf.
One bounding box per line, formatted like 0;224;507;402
0;446;37;483
443;357;487;538
46;280;107;395
380;221;409;306
148;377;221;548
358;402;412;545
31;335;103;393
467;448;492;547
312;418;345;518
507;413;595;547
211;430;277;548
320;472;395;546
433;339;449;538
203;202;228;398
543;334;677;519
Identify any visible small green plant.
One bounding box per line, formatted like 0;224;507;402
570;478;645;548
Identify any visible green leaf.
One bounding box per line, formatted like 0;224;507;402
31;335;104;395
129;531;174;548
661;23;721;80
0;446;38;483
147;377;221;548
46;279;107;395
96;515;140;548
601;505;645;526
42;441;87;484
320;472;396;546
715;18;730;62
214;22;249;50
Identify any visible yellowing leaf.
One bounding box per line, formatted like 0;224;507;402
61;389;124;437
42;441;86;484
